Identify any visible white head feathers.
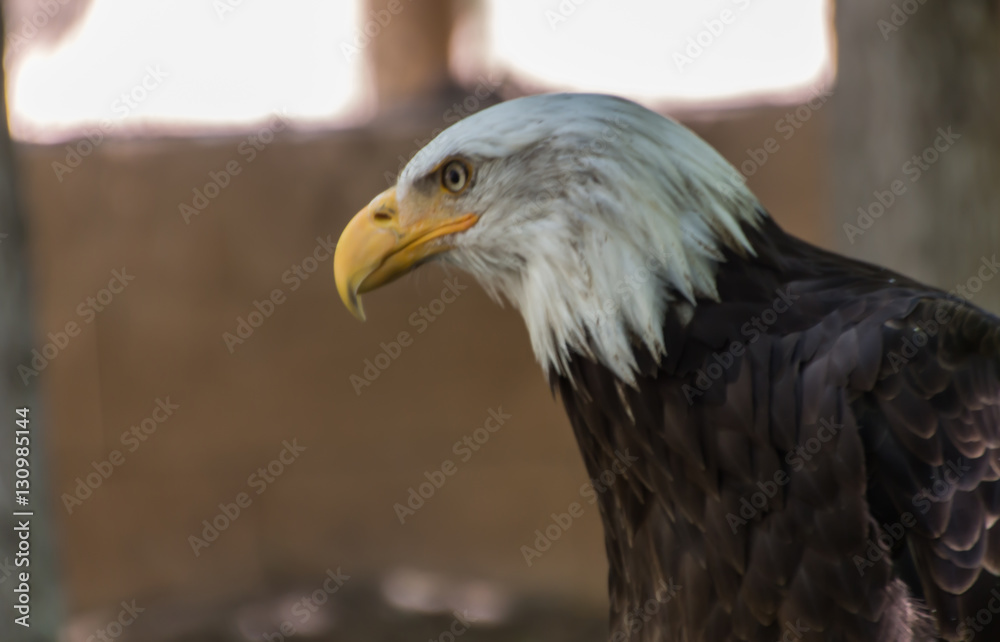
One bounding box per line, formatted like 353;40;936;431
399;93;763;384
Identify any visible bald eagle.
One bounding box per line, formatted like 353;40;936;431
334;93;1000;642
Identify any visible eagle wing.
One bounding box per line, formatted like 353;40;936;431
858;295;1000;640
555;220;1000;642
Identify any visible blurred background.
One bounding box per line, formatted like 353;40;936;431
1;1;998;640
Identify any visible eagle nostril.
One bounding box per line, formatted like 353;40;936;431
373;210;393;224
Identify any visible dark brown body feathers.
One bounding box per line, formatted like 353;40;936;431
553;214;1000;642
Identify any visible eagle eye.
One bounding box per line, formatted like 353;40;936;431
441;160;470;193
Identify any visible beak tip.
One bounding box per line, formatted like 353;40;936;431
338;282;367;322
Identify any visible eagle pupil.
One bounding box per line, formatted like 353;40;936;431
443;161;466;192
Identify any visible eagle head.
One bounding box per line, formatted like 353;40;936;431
335;93;763;383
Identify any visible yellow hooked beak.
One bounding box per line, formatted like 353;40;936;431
334;187;479;321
